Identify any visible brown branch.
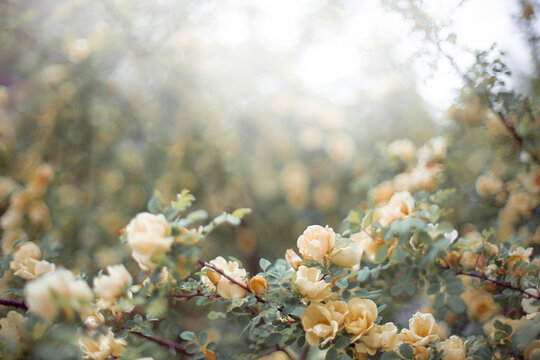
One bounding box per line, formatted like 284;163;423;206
441;266;540;300
129;329;188;355
0;298;28;310
197;260;266;304
166;289;219;301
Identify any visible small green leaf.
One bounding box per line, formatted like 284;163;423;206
180;331;196;342
185;343;200;354
232;208;252;219
399;343;414;359
259;258;271;271
375;244;389;262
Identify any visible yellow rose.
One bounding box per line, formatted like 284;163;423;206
374;191;414;226
125;212;173;271
285;249;303;270
24;268;93;321
0;311;27;342
93;264;132;312
400;312;440;346
351;230;397;263
201;256;247;300
295;266;332;302
301;301;348;346
345;297;378;342
330;241;362;268
354;322;400;356
436;335;466;360
10;241;55;280
79;328;126;360
297;225;336;261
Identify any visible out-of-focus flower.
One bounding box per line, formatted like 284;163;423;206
295;266;332;302
345;298;378;342
10;241;55;280
201;257;247;300
24;268;93;321
301;301;348;346
475;173;503;196
461;287;499;324
374;191;414;226
0;311;27;342
388;139;416;162
400;312;440;346
93;264;132;312
125;212;173;271
79;328;126;360
297;225;335;261
436;335;466;360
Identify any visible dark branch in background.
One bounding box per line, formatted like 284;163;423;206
441;266;540;300
0;298;28;310
166;288;220;301
128;328;188;356
197;260;267;304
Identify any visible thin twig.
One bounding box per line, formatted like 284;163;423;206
0;298;28;310
197;260;266;304
441;266;540;300
129;329;188;355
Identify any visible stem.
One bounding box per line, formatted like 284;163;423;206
198;260;266;304
299;345;310;360
129;330;188;355
0;298;28;310
166;289;219;301
442;266;540;300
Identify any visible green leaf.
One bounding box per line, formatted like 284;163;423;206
185;343;200;354
198;332;208;345
232;208;252;219
399;343;414;359
336;277;348;289
265;333;281;347
357;267;369;282
361;209;373;228
375;244;389;262
447;295;466;314
334;335;351;349
259;258;271;271
380;350;401;360
180;331;196;342
147;190;164;214
325;348;338;360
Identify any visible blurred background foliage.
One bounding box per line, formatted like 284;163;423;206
0;0;538;296
1;0;540;357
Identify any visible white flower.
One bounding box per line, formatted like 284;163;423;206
24;268;93;321
125;212;173;271
93;264;132;312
